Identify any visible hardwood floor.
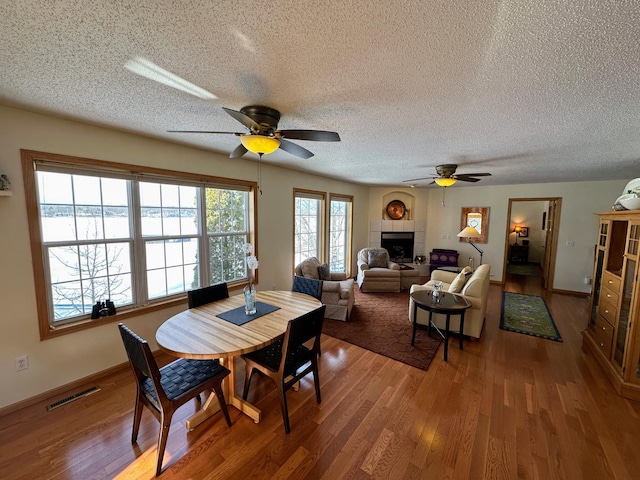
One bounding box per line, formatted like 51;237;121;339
3;277;640;479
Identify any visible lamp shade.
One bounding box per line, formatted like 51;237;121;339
514;225;522;233
240;134;280;155
457;226;481;238
434;177;456;187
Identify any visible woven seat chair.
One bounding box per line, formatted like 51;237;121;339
291;275;323;300
187;282;229;308
241;305;326;433
118;323;232;476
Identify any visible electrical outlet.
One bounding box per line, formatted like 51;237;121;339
14;355;29;371
272;284;276;291
440;233;449;239
566;240;575;247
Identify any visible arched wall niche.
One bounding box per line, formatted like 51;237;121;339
381;191;415;220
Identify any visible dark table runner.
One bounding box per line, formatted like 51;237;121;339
216;302;281;326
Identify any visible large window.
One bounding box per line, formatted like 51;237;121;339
22;150;256;338
294;190;325;267
329;195;353;273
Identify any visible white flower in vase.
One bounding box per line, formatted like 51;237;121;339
242;243;259;288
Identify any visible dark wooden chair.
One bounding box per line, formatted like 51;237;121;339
118;323;232;476
187;282;229;308
291;275;323;300
241;305;326;433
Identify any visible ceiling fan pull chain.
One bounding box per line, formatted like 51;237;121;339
257;153;263;195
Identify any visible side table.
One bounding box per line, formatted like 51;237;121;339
410;289;471;361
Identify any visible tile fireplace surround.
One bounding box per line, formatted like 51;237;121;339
369;220;426;262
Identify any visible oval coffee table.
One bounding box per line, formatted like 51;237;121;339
410;289;471;361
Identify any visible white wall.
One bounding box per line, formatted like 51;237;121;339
421;183;624;290
0;105;369;409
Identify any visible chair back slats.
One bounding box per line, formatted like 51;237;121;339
281;305;325;368
118;323;157;380
187;282;229;308
291;276;323;300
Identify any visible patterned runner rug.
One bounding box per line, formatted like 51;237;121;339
500;291;563;341
322;287;442;370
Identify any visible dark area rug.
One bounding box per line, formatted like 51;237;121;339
500;291;563;341
322;287;442;370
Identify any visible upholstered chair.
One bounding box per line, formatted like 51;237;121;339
356;248;401;293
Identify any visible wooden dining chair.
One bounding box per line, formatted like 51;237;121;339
241;305;326;433
118;323;232;476
187;282;229;308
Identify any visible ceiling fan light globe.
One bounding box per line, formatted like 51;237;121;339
435;177;456;187
240;134;280;155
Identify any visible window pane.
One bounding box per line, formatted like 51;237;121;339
104;206;131;239
38;171;73;204
295;195;322;265
102;178;129;206
165;240;183;267
161;184;180;208
180;208;198;235
51;280;83;319
146;240;165;270
49;246;80;283
76;207;104;240
147;269;167;299
166;266;185;294
78;244;108;278
73;175;102;205
140;182;161;207
41;205;76;242
141;207;162;236
162;208;181;236
330;198;350;273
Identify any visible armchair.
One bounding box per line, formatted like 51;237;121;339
294;257;354;321
356;248;401;293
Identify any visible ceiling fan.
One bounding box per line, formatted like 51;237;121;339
168;104;340;159
403;164;492;187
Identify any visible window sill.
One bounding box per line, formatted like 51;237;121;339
41;297;187;340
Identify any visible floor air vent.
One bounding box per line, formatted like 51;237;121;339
46;386;101;411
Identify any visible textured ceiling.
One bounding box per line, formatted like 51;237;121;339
2;0;640;187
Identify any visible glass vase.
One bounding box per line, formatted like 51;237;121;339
244;284;256;315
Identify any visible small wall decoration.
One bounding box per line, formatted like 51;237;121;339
0;174;10;190
519;227;529;237
385;200;406;220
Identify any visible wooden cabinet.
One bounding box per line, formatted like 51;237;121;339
509;245;529;264
584;211;640;399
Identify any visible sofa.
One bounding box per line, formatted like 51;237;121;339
408;264;491;339
294;257;354;321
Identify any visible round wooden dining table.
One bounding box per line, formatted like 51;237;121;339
156;290;322;428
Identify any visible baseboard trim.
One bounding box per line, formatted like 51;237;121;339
0;349;171;418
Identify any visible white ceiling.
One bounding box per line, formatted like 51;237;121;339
2;1;640;188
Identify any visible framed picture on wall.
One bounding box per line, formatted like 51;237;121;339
519;227;529;237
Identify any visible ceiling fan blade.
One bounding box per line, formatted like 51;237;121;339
454;176;482;182
458;172;492;177
229;144;248;158
222;107;261;131
278;139;314;159
402;176;437;182
167;130;242;135
277;130;341;142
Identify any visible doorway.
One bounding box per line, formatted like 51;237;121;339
504;197;561;292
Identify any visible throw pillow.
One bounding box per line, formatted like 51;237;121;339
448;271;469;293
318;263;331;280
461;266;472;276
300;259;320;279
368;250;388;268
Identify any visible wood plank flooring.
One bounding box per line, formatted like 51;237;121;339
2;274;640;479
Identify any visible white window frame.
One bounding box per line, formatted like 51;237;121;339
21;150;257;339
293;189;325;267
329;194;353;275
